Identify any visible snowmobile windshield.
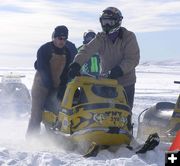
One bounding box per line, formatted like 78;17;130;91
91;85;118;98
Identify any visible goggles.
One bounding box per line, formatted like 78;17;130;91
100;18;116;26
84;36;94;42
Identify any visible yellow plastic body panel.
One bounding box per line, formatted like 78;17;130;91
72;131;131;145
59;107;131;145
42;111;57;125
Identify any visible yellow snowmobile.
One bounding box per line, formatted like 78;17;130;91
42;76;133;154
137;81;180;142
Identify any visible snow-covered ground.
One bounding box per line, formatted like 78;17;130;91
0;62;180;166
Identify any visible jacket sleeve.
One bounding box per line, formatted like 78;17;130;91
70;43;78;60
66;41;78;63
119;32;140;74
74;33;102;66
36;46;46;70
36;46;53;88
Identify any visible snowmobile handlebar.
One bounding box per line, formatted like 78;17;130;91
80;72;97;78
174;81;180;84
80;71;110;79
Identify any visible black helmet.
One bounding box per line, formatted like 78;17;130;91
83;30;96;44
99;7;123;33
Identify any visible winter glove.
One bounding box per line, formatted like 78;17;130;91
109;65;123;79
68;62;81;79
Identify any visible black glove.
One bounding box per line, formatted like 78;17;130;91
68;62;81;79
109;66;123;79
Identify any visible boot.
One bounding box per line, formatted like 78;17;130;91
26;118;41;138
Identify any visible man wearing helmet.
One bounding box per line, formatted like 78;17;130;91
68;7;140;110
78;30;100;77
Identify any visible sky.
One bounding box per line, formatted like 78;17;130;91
0;0;180;67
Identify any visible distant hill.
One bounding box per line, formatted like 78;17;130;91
140;59;180;66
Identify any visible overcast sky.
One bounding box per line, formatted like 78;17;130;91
0;0;180;67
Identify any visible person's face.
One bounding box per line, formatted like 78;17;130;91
53;36;67;48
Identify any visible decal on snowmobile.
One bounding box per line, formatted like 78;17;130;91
71;103;131;114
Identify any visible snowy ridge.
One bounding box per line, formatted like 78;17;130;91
140;59;180;66
0;68;34;71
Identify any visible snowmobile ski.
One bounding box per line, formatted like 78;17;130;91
83;142;109;157
127;133;160;154
83;142;100;158
136;133;160;153
83;133;160;157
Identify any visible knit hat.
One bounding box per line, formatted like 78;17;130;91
53;25;68;38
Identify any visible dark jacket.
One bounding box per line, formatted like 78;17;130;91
66;40;77;63
34;42;71;89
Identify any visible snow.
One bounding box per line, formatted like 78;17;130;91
0;62;180;166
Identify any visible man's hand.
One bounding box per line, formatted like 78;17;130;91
109;65;123;79
68;62;81;79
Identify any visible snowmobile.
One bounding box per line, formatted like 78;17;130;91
137;81;180;142
42;75;160;157
42;76;132;147
0;72;31;116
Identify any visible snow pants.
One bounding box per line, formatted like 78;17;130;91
124;84;135;110
26;71;49;136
